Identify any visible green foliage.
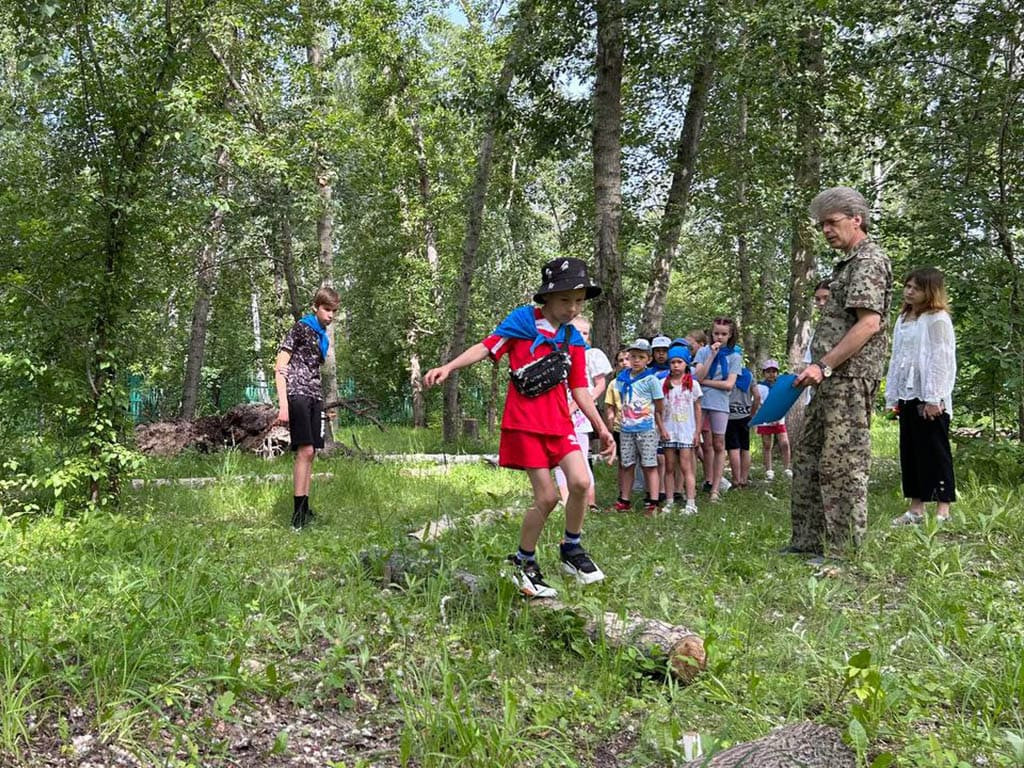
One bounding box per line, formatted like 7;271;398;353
954;438;1024;487
3;425;1024;764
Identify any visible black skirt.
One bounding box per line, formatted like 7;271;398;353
898;398;956;502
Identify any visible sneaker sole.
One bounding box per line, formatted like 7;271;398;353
562;562;605;585
503;568;558;599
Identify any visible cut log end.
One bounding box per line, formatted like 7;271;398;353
669;634;707;683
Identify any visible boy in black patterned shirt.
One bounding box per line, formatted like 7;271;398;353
274;286;340;529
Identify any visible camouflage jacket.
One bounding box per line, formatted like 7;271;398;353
279;321;324;400
811;237;893;380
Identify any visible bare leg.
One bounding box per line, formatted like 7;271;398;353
711;433;726;496
294;445;315;496
663;449;678;501
556;451;591;535
761;434;774;474
522;468;562;551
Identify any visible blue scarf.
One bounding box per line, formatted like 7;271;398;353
616;367;655;401
299;314;330;360
707;345;736;381
735;367;753;394
650;361;670;373
493;305;586;355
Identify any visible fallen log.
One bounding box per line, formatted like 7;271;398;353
682;722;854;767
408;507;519;542
368;548;706;684
129;472;336;490
134;401;382;458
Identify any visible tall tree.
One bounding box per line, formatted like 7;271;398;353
441;2;534;443
638;24;717;336
591;0;624;355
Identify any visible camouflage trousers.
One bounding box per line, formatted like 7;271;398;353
789;376;879;555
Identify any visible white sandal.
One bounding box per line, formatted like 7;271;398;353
891;510;924;527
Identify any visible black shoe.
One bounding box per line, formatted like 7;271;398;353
504;555;558;599
559;543;606;585
673;493;684;503
291;511;311;530
702;481;713;493
778;544;818;556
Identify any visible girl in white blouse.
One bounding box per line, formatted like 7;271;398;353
885;267;957;524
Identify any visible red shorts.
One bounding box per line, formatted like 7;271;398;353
756;423;788;436
499;429;580;470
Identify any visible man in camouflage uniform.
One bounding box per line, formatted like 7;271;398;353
784;187;893;559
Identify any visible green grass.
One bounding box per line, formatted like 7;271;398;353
2;420;1024;766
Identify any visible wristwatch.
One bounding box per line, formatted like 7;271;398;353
813;360;833;378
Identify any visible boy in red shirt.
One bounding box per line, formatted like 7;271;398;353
425;258;615;598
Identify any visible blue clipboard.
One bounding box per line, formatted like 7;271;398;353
749;373;802;426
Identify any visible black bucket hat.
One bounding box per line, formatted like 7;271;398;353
532;258;602;304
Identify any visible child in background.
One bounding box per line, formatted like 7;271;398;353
554;316;613;511
755;359;792;480
274;286;341;529
424;258;615;599
694;317;742;502
650;335;672;375
726;365;760;488
609;339;665;516
650;335;673;502
604;347;630;457
661;344;703;514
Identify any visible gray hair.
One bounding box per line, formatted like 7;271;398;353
808;187;871;233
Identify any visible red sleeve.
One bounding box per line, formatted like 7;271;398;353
567;345;587;389
482;333;510;361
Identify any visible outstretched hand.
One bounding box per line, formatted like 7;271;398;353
597;428;616;464
424;365;449;388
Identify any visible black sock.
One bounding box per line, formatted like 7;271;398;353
292;496;305;526
301;495;313;517
516;548;536;564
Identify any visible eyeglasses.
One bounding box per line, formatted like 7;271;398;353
817;215;850;230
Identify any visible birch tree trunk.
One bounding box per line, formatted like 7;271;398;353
441;4;533;443
591;0;624;356
639;29;717;337
411;108;441;428
784;24;824;449
306;24;338;443
180;145;230;419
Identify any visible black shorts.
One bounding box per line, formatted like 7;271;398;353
725;417;751;451
288;395;325;450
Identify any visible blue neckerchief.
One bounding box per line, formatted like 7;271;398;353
650;361;670;373
735;367;753;394
616;367;655;401
300;314;329;360
707;345;736;380
492;305;586;355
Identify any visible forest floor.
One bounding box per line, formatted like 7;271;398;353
2;422;1024;767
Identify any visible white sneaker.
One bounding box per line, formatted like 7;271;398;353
765;469;775;481
784;468;793;479
684;501;698;516
719;477;732;492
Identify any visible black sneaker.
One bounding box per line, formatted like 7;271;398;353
701;481;713;493
559;543;605;585
505;555;558;599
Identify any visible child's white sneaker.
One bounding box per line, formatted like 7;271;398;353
684;500;698;516
765;469;775;481
784;468;793;478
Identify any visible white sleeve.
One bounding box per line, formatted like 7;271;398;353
921;313;956;407
586;348;613;380
884;317;902;410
